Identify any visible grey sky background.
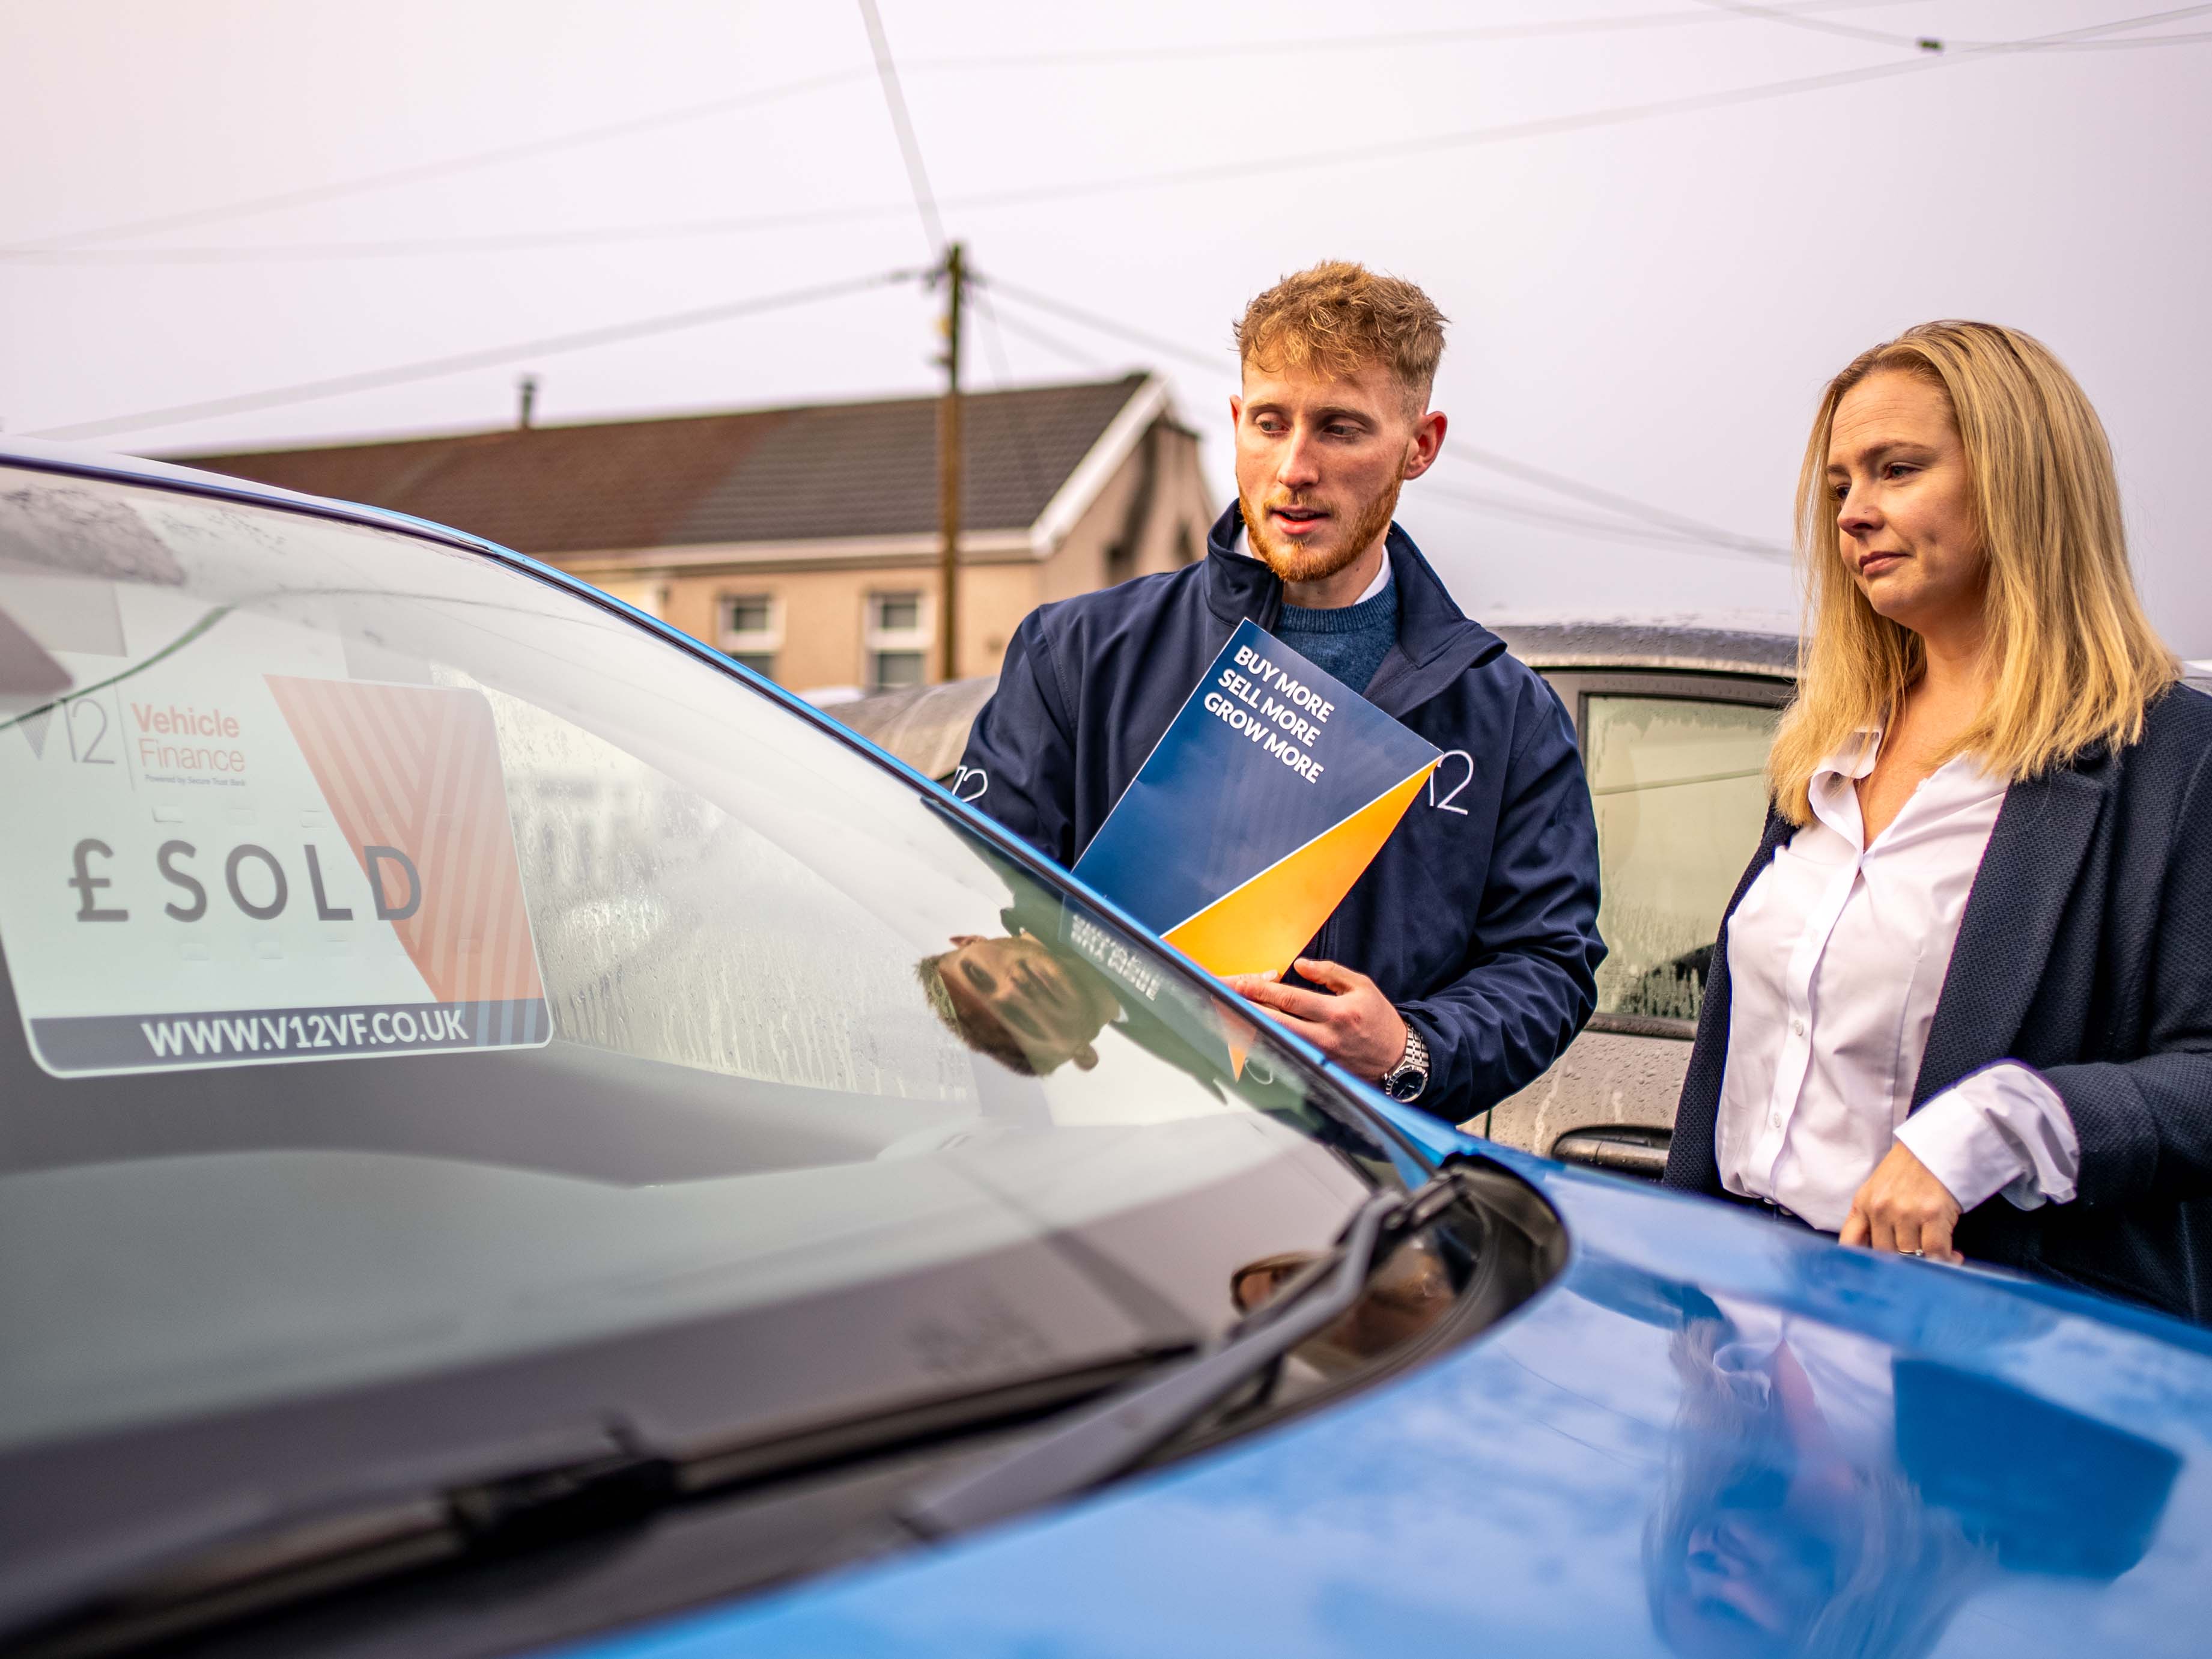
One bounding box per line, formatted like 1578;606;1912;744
4;1;2207;648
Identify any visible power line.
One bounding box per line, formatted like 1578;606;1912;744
0;4;1913;260
1694;0;2212;50
12;5;2207;266
973;300;1110;370
968;288;1054;507
976;275;1790;561
1689;0;1960;48
905;0;1937;68
16;8;2207;269
1415;482;1788;564
931;5;2212;218
0;202;918;264
1;68;877;255
857;0;945;256
25;269;917;442
972;278;1232;376
1433;450;1791;559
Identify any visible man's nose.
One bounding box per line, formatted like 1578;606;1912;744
1276;428;1323;489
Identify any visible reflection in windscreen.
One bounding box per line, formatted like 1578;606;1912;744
0;467;1396;1455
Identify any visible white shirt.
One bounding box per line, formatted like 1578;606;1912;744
1716;732;2081;1232
1230;527;1394;605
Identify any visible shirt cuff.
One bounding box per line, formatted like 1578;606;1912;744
1895;1062;2081;1213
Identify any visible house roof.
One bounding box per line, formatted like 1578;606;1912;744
168;374;1160;558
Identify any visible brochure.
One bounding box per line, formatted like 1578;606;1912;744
1072;618;1440;981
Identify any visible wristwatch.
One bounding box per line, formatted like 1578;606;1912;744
1379;1021;1430;1103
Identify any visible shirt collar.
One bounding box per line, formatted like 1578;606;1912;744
1813;729;1883;789
1807;728;2008;847
1226;522;1393;607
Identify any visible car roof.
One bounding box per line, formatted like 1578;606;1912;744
1489;619;1797;679
828;677;1003;782
0;436;505;556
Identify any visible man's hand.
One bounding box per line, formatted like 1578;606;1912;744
1226;957;1408;1079
1840;1142;1964;1263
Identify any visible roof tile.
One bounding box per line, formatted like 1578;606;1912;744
173;375;1149;556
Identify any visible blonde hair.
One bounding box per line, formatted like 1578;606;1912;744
1235;260;1447;413
1768;320;2176;825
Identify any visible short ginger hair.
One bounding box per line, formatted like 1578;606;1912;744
1234;260;1448;414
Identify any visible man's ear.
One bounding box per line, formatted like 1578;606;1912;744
949;934;982;948
1402;409;1448;481
1229;393;1243;429
1073;1043;1100;1071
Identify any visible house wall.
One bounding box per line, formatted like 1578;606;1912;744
633;561;1041;694
546;418;1218;693
1038;421;1214;604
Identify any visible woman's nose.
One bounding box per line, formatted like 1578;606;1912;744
1837;482;1880;537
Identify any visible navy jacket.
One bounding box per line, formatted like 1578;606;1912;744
956;504;1604;1120
1664;686;2212;1323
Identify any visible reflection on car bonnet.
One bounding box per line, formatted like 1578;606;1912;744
1644;1294;2178;1659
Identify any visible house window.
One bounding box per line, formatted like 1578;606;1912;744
719;592;780;682
870;651;927;692
865;589;931;692
871;592;922;635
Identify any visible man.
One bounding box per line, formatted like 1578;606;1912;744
954;260;1602;1119
919;931;1122;1077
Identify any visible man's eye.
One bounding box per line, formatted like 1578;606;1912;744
960;961;996;994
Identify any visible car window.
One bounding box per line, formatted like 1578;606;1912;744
0;464;1421;1460
1584;693;1779;1024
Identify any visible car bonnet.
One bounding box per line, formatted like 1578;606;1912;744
551;1128;2212;1659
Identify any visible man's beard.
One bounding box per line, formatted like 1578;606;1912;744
1239;475;1403;586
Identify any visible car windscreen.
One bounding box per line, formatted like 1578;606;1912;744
0;463;1415;1466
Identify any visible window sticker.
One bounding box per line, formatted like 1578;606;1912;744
0;586;549;1077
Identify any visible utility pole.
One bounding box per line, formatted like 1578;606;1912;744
935;241;965;683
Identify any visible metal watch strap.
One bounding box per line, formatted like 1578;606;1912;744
1381;1021;1429;1101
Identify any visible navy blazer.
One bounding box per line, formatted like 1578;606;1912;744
956;504;1604;1121
1664;684;2212;1323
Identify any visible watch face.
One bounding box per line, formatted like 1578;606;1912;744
1387;1070;1427;1102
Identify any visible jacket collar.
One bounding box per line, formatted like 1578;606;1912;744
1201;502;1506;713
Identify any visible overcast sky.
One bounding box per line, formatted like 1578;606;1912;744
4;1;2207;648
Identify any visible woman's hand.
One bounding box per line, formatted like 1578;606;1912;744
1840;1142;1964;1262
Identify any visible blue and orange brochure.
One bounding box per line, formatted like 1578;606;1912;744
1074;618;1441;984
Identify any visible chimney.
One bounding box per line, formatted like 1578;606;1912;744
517;374;539;430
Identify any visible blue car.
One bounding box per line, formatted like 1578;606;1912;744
0;442;2205;1659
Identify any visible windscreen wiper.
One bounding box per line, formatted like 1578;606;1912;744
892;1170;1465;1542
3;1354;1179;1658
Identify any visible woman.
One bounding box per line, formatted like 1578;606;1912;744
1663;320;2212;1321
